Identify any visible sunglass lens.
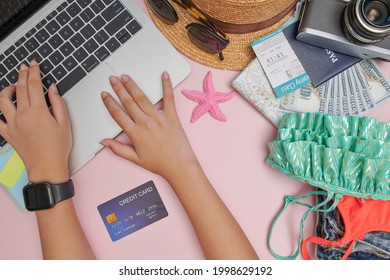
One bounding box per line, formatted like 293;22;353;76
147;0;178;25
186;24;228;55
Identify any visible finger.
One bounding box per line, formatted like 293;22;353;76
101;91;135;136
101;139;140;164
48;84;70;127
161;71;178;118
0;85;17;121
15;64;30;110
28;60;46;107
109;76;147;123
120;74;157;116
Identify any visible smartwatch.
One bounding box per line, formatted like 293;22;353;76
23;180;75;211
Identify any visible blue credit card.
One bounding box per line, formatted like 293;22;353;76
97;181;168;242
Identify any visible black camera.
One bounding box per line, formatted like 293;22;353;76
297;0;390;60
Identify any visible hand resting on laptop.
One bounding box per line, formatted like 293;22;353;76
0;61;258;260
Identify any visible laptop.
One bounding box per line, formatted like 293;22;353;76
0;0;191;207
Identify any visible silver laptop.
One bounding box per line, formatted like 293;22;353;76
0;0;191;174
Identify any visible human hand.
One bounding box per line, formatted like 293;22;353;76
0;61;72;183
101;72;198;181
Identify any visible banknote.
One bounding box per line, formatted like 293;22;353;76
232;58;390;127
354;64;375;111
358;59;390;106
345;68;360;115
278;84;322;113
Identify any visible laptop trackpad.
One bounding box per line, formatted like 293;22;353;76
65;64;122;174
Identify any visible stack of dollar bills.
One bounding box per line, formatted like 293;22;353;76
232;59;390;127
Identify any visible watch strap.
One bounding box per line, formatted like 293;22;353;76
51;180;75;204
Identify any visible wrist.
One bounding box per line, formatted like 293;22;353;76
27;164;70;184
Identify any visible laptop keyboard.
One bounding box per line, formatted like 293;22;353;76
0;0;143;147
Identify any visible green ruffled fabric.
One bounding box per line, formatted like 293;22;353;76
266;112;390;200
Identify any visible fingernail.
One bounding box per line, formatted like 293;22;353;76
163;71;170;81
50;83;58;94
109;75;119;84
20;63;28;71
30;59;37;66
100;140;109;148
121;74;130;83
101;91;109;98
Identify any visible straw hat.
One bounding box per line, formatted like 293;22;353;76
145;0;299;70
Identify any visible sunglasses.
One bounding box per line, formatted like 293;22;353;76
147;0;230;61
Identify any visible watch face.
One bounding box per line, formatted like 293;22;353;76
23;183;54;211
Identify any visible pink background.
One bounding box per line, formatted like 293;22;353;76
1;0;390;260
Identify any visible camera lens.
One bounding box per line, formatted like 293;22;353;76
343;0;390;44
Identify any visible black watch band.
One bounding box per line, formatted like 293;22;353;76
51;180;75;205
23;180;75;211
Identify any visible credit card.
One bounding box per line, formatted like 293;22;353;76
97;181;168;242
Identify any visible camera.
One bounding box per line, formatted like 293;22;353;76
297;0;390;60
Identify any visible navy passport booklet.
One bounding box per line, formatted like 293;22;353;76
286;21;361;87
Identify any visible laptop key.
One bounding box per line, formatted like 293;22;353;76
6;69;19;84
57;66;86;95
42;74;57;90
36;19;47;30
15;37;26;47
14;46;29;61
27;52;43;63
94;30;109;45
84;38;99;54
90;0;105;14
102;0;115;6
0;54;4;62
63;56;78;71
59;42;75;57
3;55;18;70
40;60;54;75
49;51;65;65
0;79;9;90
46;10;58;21
48;34;64;49
0;64;6;77
38;43;54;57
46;20;61;35
4;45;15;56
56;11;71;25
126;20;142;35
104;10;133;36
69;16;85;32
115;29;131;44
25;37;40;52
59;25;74;40
77;0;92;9
26;27;37;38
52;65;67;80
80;24;96;40
80;7;94;23
91;15;105;31
57;2;69;12
35;29;50;43
94;46;110;61
81;55;99;72
70;33;85;48
105;37;120;53
102;1;124;22
66;2;82;17
73;47;88;62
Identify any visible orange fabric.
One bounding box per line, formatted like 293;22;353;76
302;196;390;260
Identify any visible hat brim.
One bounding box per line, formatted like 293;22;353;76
144;0;294;70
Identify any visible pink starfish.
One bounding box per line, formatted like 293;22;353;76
182;71;236;123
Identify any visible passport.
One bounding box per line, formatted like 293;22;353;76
286;21;361;87
97;181;168;242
